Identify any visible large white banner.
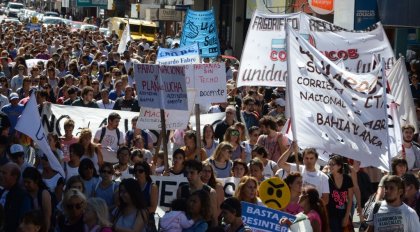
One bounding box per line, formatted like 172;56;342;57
156;43;200;65
238;11;395;87
134;64;188;111
184;63;227;105
286;26;390;170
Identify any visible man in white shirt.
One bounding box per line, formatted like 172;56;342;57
94;112;125;163
96;89;115;110
277;142;330;204
366;175;420;232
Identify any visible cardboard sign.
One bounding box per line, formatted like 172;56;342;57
134;64;188;110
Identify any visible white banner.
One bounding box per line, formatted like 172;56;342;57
387;58;418;131
156;43;200;65
151;175;188;209
41;104;139;137
16;94;65;177
286;26;390;170
134;64;188;111
117;23;131;54
238;11;395;87
184;63;227;105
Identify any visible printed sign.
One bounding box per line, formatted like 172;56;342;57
238;11;395;87
156;43;200;65
354;0;379;30
180;8;220;58
286;26;390;170
184;63;227;105
258;177;290;210
134;64;188;110
241;201;296;232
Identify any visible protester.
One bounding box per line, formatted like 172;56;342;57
207;141;233;178
57;188;86;232
83;198;113;232
202;124;219;158
220;197;252;232
163;148;186;176
223;126;245;160
93;162;118;212
181;130;207;161
184;190;212;232
251;145;278;178
214;105;237;142
234;176;261;205
366;175;420;231
159;198;194;232
284;172;304;215
78;159;100;198
19;210;46;232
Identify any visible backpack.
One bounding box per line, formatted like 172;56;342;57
362;192;378;220
37;189;58;231
98;127;121;146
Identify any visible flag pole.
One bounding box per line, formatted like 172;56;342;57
381;58;392;173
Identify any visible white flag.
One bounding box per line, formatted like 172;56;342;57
387;57;418;131
286;25;390;170
15;93;65;177
117;23;131;54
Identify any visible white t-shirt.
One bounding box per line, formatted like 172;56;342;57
367;201;420;231
97;100;115;110
94;127;125;151
64;163;79;181
263;160;278;178
405;146;415;170
289;163;330;196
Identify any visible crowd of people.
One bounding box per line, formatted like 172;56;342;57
0;18;419;232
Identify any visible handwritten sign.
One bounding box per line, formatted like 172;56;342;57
157;43;200;65
134;64;188;110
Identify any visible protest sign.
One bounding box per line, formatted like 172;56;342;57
134;64;188;110
180;9;220;58
286;26;390;170
238;11;395;87
151;175;188;209
137;89;196;130
241;201;296;232
184;63;227;105
156;43;200;65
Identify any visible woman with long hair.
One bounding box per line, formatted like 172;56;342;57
113;178;149;232
224;126;245;161
183;190;212;232
22;167;53;232
207;141;233;178
133;161;159;231
181;130;207;161
298;187;329;232
93;162;118;212
100;72;113;91
234;176;262;205
284;172;304;215
375;157;408;201
327;155;354;232
83;198;113;232
202;124;219;158
78;159;101;198
16;76;32;99
78;128;103;172
57;189;86;232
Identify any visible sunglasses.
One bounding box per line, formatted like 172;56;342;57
231;131;240;136
66;202;83;210
100;170;113;174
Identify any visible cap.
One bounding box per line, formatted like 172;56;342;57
10;144;24;154
9;92;19;100
275;98;286;107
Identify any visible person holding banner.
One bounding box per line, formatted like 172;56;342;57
277;144;330;205
257;116;288;163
